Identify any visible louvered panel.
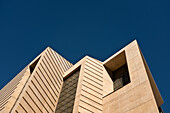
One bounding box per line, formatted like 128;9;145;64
12;47;72;113
77;57;103;113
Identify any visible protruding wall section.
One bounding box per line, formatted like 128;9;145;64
0;47;72;113
138;45;164;110
102;40;162;113
70;56;104;113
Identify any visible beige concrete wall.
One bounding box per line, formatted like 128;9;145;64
72;56;103;113
103;40;161;113
139;47;163;107
0;47;72;113
102;66;113;97
0;66;30;113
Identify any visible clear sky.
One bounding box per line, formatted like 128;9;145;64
0;0;169;112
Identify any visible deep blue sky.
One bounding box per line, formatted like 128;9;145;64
0;0;169;112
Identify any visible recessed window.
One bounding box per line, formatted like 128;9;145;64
112;64;130;91
104;51;130;92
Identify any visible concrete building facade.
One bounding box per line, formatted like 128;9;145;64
0;40;164;113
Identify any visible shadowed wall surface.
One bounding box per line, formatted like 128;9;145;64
55;70;80;113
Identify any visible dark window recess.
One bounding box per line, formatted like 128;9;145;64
112;64;130;91
29;57;40;74
55;70;80;113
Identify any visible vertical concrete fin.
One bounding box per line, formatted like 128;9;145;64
137;44;164;107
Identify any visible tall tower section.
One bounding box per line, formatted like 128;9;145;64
102;40;164;113
0;47;72;113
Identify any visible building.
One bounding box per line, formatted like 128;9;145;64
0;40;164;113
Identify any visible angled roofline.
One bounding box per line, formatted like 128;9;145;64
103;39;137;65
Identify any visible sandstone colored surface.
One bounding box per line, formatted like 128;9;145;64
0;40;163;113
